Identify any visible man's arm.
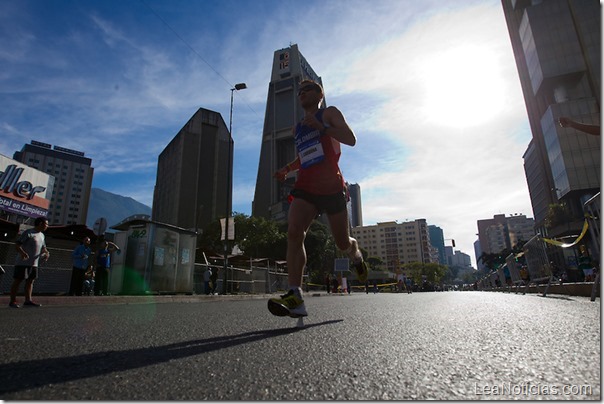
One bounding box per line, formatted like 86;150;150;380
320;106;356;146
559;117;600;136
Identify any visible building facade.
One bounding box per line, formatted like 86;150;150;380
252;44;325;222
347;182;363;228
351;219;433;273
502;0;601;234
476;213;536;256
152;108;230;232
13;140;93;225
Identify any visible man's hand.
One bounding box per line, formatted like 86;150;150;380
273;167;289;182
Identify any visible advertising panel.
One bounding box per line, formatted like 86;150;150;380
0;154;53;218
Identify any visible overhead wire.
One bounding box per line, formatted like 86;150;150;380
139;0;258;117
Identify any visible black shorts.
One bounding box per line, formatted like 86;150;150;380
290;188;348;215
13;265;38;280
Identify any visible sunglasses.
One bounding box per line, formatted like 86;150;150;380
297;85;319;96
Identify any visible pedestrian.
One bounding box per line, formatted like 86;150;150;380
70;236;91;296
9;217;50;308
325;274;331;294
406;277;412;294
95;240;119;296
203;268;212;295
268;79;368;318
210;267;218;295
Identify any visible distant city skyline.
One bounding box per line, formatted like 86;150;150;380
1;0;540;267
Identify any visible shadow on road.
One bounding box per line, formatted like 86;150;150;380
0;319;343;395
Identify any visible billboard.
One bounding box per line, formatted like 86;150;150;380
0;154;54;218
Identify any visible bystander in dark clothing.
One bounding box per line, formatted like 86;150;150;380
70;237;92;296
95;240;119;295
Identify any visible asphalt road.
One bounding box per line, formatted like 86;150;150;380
0;291;600;400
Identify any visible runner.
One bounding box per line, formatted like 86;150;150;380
268;79;368;318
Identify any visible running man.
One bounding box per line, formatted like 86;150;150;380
268;79;368;318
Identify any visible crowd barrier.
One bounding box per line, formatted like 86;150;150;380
0;240;289;296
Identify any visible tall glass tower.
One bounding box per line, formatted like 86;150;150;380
252;44;325;222
501;0;600;236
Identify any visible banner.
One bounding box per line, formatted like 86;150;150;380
541;219;589;248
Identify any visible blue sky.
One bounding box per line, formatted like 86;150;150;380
0;0;536;266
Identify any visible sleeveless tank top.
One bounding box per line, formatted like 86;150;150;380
294;109;345;195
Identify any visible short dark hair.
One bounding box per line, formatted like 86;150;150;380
34;217;48;227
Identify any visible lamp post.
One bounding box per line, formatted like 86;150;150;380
222;82;247;295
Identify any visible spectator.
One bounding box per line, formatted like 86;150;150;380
203;268;212;295
83;265;95;296
210;267;218;295
70;237;91;296
9;217;50;308
95;240;119;296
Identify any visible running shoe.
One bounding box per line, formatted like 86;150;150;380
8;301;20;308
23;300;41;307
268;289;307;318
355;260;368;283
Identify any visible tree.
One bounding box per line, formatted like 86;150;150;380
545;203;573;229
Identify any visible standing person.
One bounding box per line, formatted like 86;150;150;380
268;79;368;318
203;268;212;295
210;267;218;295
9;217;50;308
95;240;119;296
70;237;91;296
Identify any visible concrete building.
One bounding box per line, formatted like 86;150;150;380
252;44;325;222
152;108;230;232
351;219;433;273
13;140;93;226
502;0;600;235
476;213;536;256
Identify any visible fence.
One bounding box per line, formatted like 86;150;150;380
192;263;288;295
584;192;600;301
0;240;289;296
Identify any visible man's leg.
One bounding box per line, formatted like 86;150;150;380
286;197;318;288
327;209;367;283
24;278;35;301
327;209;362;262
268;197;316;318
9;278;22;304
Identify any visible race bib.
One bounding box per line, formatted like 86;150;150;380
299;137;325;168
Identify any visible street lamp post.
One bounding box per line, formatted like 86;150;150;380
222;82;247;295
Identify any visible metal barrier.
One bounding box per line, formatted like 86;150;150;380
505;253;526;293
522;234;554;296
0;241;86;295
584;193;600;302
1;240;289;296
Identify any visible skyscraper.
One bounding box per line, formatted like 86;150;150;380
13;140;93;226
152;108;230;232
347;182;363;228
252;44;324;222
502;0;600;235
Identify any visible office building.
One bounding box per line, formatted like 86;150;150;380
347;183;363;228
428;225;446;265
13;140;93;225
476;213;535;255
502;0;601;235
351;219;433;272
252;44;325;222
152;108;230;232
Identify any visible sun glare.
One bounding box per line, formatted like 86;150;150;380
421;45;506;127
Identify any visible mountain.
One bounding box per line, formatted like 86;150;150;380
86;188;152;231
